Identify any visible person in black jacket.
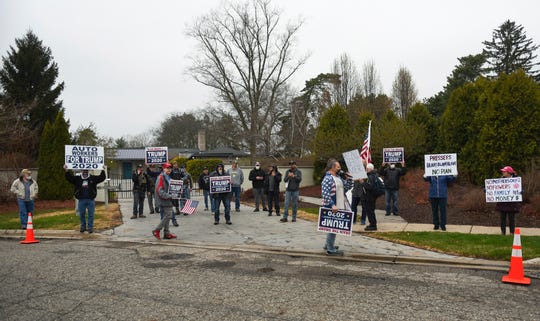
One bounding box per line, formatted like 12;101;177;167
211;163;232;225
198;167;213;212
64;164;106;233
264;165;282;216
363;163;379;231
132;164;149;219
496;166;521;235
379;161;407;216
249;161;267;212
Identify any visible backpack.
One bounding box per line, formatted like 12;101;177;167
365;174;385;198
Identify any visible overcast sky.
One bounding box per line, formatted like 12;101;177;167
1;0;539;139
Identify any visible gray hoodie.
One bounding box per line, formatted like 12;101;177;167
227;166;244;187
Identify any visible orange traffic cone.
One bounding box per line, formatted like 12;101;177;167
502;228;530;285
20;212;40;244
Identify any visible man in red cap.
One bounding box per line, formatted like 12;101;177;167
152;163;177;240
496;165;521;235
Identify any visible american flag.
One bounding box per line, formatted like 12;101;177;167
360;120;372;163
180;199;199;215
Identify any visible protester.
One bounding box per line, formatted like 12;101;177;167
152;162;176;239
264;165;282;216
131;164;149;219
146;165;161;214
198;166;214;212
362;163;380;231
64;164;106;233
350;179;365;225
496;166;521;235
280;160;302;223
211;163;232;225
228;160;244;212
10;169;38;230
379;161;407;216
179;164;192;215
249;161;267;212
424;174;456;231
321;158;353;256
169;161;184;226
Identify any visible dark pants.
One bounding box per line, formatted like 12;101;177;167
147;191;157;213
351;196;361;223
364;198;376;227
500;211;516;235
133;191;145;215
214;193;231;222
430;197;447;228
267;190;280;214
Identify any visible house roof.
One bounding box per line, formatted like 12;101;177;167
111;147;247;160
192;146;249;158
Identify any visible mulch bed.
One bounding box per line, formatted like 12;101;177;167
0;200;75;214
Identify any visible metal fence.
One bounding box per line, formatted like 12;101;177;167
108;174;133;199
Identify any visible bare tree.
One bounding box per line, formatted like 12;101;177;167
186;0;307;163
391;66;418;119
331;53;359;107
360;60;382;97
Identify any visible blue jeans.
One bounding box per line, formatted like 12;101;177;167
203;189;212;210
325;233;337;252
231;186;241;210
78;199;95;230
283;190;299;219
430;197;447;228
385;189;399;214
17;199;34;227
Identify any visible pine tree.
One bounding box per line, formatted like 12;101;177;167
483;20;540;80
37;111;73;200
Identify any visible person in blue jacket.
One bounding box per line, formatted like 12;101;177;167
423;174;456;231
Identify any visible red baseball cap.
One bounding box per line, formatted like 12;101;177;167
162;163;172;169
500;166;515;174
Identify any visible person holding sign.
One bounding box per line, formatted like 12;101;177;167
64;165;106;233
423;173;456;231
321;158;353;256
152;163;177;240
131;164;149;219
496;166;521;235
210;163;232;225
379;161;407;216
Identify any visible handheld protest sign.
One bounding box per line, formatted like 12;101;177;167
383;147;404;163
210;176;232;194
145;147;168;165
317;207;354;236
168;179;184;199
424;153;458;176
65;145;105;170
485;177;522;203
342;149;367;179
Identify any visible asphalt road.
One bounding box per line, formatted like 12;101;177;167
1;239;539;321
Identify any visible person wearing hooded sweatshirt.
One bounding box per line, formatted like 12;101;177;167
249;161;267;212
496;165;521;235
10;169;38;229
64;164;106;233
152;162;177;240
210;163;232;225
423;173;456;231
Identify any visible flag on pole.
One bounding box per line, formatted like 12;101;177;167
360;120;372;164
180;199;199;215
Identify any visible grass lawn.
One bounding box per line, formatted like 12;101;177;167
369;232;540;261
0;203;122;231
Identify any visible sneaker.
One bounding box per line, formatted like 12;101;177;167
360;220;366;225
226;221;232;225
183;213;188;216
393;213;399;216
364;225;377;231
441;226;446;231
433;226;440;230
268;213;272;216
152;229;161;240
214;221;219;225
130;215;137;219
291;218;296;222
149;211;155;214
323;245;339;250
326;250;344;256
385;213;391;216
139;215;146;218
204;208;209;211
280;218;288;223
164;233;177;239
263;208;268;211
276;213;281;216
235;209;240;212
172;221;179;227
254;209;260;212
80;227;86;233
88;229;94;234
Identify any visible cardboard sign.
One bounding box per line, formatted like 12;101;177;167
145;147;168;165
383;147;404;163
210;176;232;194
485;177;522;203
317;207;354;236
168;179;184;199
424;153;458;176
342;149;367;179
65;145;105;169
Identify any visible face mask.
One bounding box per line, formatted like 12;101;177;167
255;166;260;170
390;164;396;169
27;176;32;180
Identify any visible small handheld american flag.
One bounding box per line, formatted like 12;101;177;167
180;199;199;215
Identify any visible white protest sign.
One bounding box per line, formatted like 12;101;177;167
65;145;105;169
145;147;168;164
342;149;367;179
485;177;522;203
424;153;458;176
383;147;404;163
